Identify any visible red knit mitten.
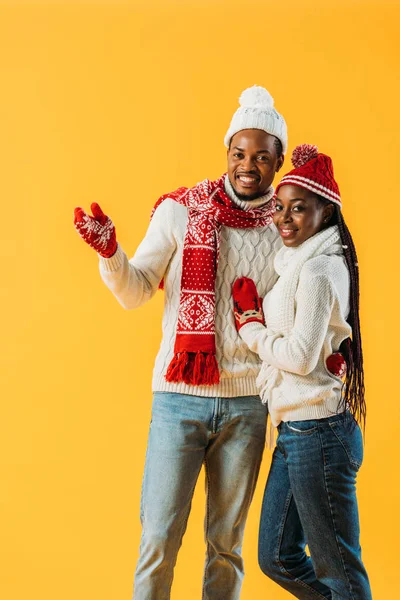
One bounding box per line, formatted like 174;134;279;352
232;277;264;331
326;352;346;378
74;203;117;258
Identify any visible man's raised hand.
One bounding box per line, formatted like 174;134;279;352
74;203;117;258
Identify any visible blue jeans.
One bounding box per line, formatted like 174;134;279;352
133;392;267;600
258;412;372;599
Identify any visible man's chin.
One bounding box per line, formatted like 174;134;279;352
234;187;263;201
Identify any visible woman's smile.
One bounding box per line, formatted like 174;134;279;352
278;226;298;240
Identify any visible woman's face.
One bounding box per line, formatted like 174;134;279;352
274;185;334;247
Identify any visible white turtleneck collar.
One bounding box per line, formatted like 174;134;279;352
274;225;342;277
224;175;275;211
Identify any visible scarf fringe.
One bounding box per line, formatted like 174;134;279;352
165;352;220;386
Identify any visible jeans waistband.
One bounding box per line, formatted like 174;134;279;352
278;410;356;431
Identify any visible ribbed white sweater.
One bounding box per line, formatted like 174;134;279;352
239;226;352;425
99;181;283;397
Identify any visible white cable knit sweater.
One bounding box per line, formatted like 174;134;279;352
99;179;283;398
239;225;352;425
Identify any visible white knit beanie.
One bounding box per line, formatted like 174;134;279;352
224;85;288;154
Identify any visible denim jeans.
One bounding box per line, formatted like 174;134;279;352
258;412;372;600
133;392;267;600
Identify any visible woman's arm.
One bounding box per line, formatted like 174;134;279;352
239;273;335;376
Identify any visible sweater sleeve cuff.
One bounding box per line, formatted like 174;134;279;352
98;244;124;272
239;321;266;346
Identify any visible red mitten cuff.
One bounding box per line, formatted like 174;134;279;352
74;202;117;258
232;277;264;331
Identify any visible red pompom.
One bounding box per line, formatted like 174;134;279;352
291;144;319;168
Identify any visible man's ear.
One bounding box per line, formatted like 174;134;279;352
276;154;285;172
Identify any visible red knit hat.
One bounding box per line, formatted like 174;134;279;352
275;144;341;207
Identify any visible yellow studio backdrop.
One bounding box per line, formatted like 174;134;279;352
0;0;399;598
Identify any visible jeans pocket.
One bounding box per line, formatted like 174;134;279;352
286;421;318;435
328;418;363;468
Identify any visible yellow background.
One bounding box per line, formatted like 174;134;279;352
1;1;399;598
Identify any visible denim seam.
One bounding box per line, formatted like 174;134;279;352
136;423;152;568
138;463;201;597
319;426;356;600
202;457;212;600
165;461;203;595
139;421;153;523
275;487;328;599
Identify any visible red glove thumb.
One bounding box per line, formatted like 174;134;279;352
91;202;108;226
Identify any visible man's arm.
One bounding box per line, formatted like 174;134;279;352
74;199;177;310
99;199;177;309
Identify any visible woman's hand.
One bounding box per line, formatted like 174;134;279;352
232;277;265;331
326;352;346;378
74;203;117;258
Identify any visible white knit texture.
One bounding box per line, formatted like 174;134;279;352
224;86;288;152
240;227;352;424
99;197;282;398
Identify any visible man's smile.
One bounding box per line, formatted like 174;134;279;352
236;173;261;188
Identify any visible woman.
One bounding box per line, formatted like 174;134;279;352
232;144;372;599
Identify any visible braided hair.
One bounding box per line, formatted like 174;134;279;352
322;201;366;428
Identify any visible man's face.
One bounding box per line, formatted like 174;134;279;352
227;129;284;200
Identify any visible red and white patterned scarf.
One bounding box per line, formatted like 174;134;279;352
152;174;276;386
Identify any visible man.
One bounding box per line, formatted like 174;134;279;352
74;85;287;600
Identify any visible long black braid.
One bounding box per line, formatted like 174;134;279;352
324;202;366;428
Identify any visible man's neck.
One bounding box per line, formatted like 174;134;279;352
224;176;274;211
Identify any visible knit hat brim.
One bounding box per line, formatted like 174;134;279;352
276;174;342;206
